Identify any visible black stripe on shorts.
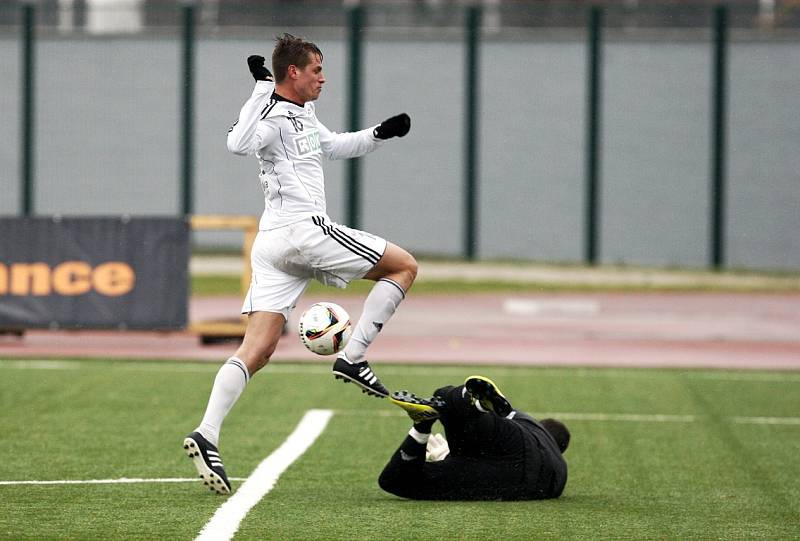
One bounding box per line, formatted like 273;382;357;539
311;216;381;265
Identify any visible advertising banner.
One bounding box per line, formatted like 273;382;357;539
0;217;189;330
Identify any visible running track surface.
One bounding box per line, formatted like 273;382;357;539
1;292;798;370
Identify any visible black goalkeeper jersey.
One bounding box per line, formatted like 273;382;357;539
379;385;568;501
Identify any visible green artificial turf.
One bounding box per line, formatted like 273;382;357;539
192;274;800;297
1;360;798;540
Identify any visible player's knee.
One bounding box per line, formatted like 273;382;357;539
390;249;417;283
404;253;418;284
378;250;417;290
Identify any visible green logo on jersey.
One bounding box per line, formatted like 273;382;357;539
295;130;321;156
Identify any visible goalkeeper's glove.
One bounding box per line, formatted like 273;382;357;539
247;55;273;82
425;433;450;462
373;113;411;139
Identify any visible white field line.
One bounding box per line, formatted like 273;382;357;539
503;298;600;316
4;360;800;384
0;360;81;370
338;409;800;426
195;409;333;541
685;371;800;383
1;412;797;488
536;412;697;423
729;416;800;426
345;410;697;423
4;359;800;385
0;477;247;486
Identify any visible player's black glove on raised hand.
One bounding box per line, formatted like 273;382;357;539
247;55;273;82
373;113;411;139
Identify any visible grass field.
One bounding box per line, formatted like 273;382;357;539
190;273;800;297
1;359;799;540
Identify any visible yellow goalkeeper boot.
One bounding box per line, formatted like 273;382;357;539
464;375;513;417
390;390;446;424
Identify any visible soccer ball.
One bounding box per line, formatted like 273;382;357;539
298;302;352;356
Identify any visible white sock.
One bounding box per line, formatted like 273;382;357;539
196;357;249;447
409;427;430;444
342;278;405;364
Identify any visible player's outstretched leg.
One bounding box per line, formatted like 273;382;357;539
464;375;513;418
390;390;446;423
332;357;389;397
183;431;232;495
333;243;416;398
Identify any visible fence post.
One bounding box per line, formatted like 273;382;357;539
346;5;364;229
21;1;36;216
585;6;603;265
180;0;196;216
464;5;481;260
710;5;728;269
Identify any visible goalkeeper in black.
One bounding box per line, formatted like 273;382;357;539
379;375;569;501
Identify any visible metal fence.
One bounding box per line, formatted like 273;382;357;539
4;1;800;32
1;1;799;271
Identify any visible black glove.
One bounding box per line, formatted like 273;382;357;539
373;113;411;139
247;55;273;82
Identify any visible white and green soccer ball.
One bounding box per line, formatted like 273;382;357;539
298;302;352;356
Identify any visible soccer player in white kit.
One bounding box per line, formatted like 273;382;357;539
183;34;417;494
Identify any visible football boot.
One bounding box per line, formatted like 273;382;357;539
464;375;513;417
332;357;389;398
390;390;446;423
183;431;231;495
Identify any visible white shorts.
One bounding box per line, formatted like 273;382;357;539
241;215;387;319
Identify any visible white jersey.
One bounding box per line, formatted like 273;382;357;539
227;80;384;230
